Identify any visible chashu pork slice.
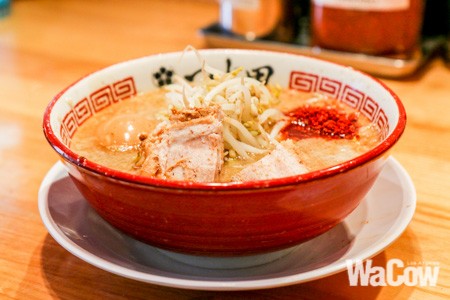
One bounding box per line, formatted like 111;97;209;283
232;140;308;182
141;106;224;182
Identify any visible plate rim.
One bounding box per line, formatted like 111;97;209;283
38;156;416;291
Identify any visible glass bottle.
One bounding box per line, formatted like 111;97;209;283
220;0;298;42
311;0;425;56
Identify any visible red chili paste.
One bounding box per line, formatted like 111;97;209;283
281;106;359;140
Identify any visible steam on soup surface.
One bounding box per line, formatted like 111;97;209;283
71;87;382;183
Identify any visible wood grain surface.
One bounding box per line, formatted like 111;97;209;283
0;0;448;299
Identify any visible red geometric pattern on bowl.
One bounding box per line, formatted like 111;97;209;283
91;86;114;112
375;109;389;138
289;71;319;92
113;77;137;99
360;96;379;120
318;77;342;99
289;71;389;137
73;98;92;126
60;76;136;145
340;85;364;110
61;110;77;145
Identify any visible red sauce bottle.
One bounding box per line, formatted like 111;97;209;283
311;0;424;55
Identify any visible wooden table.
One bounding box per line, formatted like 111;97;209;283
1;1;449;299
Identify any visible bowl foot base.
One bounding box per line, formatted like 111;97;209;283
156;245;302;269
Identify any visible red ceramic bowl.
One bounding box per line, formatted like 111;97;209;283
43;49;406;256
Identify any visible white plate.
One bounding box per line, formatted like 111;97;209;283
38;157;416;291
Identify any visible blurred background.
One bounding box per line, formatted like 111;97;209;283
2;0;448;78
211;0;450;77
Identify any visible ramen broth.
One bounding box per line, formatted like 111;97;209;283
70;88;382;182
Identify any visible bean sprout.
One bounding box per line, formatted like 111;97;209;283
164;46;287;159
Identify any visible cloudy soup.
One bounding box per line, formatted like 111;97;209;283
71;67;382;183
